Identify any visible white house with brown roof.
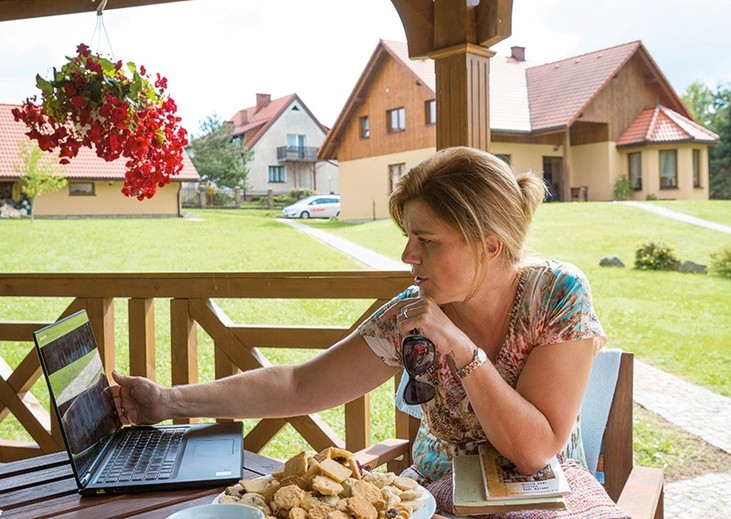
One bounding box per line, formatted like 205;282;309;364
319;40;719;221
0;103;200;217
230;93;338;198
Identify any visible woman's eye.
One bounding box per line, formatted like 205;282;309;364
418;237;431;245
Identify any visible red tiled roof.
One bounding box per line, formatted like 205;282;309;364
617;105;719;146
229;93;327;148
526;41;641;131
0;103;200;181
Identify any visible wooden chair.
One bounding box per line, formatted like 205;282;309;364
354;351;664;519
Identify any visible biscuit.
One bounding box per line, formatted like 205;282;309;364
289;506;307;519
306;501;336;519
241;478;271;495
380;504;413;519
346;496;378;519
392;477;418;491
272;485;306;512
218;495;240;504
284;451;309;478
326;511;350;519
318;457;352;483
312;474;344;496
351;480;386;510
225;483;244;497
398;488;423;501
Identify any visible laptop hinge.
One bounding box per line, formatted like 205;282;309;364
81;472;92;487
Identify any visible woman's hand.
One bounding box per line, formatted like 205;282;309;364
382;296;474;359
109;370;170;425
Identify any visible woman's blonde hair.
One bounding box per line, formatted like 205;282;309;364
389;147;546;292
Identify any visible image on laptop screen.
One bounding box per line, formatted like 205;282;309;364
35;311;121;480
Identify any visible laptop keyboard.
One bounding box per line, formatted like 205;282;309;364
97;428;187;484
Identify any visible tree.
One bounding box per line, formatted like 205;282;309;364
682;81;731;199
12;141;67;220
187;114;254;202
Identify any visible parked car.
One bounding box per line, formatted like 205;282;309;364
282;195;340;219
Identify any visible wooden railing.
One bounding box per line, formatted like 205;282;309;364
0;271;413;462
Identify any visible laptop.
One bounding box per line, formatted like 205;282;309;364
33;309;244;495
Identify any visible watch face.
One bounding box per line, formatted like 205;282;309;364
476;348;487;363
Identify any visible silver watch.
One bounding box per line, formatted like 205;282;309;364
455;348;487;379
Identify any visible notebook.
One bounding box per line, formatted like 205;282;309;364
33;309;244;495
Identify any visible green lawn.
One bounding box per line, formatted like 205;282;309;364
304;201;731;397
1;202;728;472
647;199;731;227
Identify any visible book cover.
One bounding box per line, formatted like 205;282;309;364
478;444;570;500
452;455;566;515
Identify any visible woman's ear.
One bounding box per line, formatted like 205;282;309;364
485;235;503;260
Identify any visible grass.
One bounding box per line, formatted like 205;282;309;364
1;202;729;473
305;201;731;397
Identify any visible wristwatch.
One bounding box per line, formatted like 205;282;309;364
455;348;487;379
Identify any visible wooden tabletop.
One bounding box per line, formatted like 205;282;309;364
0;450;283;518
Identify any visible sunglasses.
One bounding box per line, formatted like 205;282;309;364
401;330;436;405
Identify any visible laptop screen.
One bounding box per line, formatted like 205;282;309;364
34;310;121;481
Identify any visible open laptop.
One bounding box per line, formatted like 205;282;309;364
33;309;244;495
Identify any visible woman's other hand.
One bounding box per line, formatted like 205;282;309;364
109;370;169;425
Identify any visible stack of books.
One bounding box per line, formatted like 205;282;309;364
452;444;570;515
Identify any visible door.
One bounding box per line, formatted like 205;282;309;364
542;156;564;202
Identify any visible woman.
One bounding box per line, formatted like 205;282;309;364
111;147;622;517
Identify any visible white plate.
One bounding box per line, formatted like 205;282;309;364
213;480;436;519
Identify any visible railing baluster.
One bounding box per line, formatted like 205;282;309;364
345;395;370;453
85;298;115;379
170;298;197;425
128;298;156;380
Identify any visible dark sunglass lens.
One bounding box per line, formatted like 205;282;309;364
403;336;435;375
404;378;436;405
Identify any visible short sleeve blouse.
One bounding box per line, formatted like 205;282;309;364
357;259;606;483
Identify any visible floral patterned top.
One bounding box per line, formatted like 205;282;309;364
357;259;607;483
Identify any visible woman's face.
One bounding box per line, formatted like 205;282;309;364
400;200;477;304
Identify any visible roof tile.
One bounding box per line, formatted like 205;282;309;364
617;105;719;146
0;103;199;181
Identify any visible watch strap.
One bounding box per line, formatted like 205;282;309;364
456;348;487;379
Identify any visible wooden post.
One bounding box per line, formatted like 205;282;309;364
171;298;197;424
391;0;513;151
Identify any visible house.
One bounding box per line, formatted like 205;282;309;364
318;40;719;221
0;103;200;217
229;93;339;198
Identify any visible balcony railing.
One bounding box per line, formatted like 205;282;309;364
276;146;319;162
0;271;413;463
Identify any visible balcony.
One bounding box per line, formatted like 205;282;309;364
276;146;319;163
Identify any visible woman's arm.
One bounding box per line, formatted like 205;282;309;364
461;338;595;474
110;331;399;425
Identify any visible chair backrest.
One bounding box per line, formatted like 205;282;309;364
393;350;635;503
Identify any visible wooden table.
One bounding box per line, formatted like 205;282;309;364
0;450;283;518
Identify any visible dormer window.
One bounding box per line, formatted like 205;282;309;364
387;107;405;133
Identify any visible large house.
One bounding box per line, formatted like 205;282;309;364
0;104;200;217
319;40;719;221
229;93;338;198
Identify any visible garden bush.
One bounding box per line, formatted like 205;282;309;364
634;241;681;271
613;175;634;201
710;246;731;278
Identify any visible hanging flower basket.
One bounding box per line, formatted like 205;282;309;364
12;43;188;200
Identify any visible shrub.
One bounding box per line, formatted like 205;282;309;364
613;176;634;201
710;246;731;278
646;193;658;201
634;241;681;271
290;188;315;200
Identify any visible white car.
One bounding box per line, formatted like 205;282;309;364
282;195;340;219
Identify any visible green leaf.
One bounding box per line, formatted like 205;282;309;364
36;76;53;95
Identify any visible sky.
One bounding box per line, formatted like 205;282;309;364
0;0;728;135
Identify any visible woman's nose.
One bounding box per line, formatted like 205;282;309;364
401;238;420;265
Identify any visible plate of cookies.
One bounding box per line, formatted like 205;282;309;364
214;447;436;518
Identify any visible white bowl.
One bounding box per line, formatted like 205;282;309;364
165;503;265;519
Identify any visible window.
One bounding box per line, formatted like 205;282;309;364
287;134;306;148
425;100;436;125
69;182;95;196
268;165;286;183
628;152;642;190
386;107;406;133
693;149;701;188
359;116;369;139
659;150;678;188
388;163;406;193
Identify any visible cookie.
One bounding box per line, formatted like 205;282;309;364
392;477;418;491
272;484;306;512
346;496;378;519
312;474;344;496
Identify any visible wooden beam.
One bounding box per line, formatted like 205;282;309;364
0;0;190;23
128;298;155;380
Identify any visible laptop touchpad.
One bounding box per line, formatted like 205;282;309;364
193;439;234;457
